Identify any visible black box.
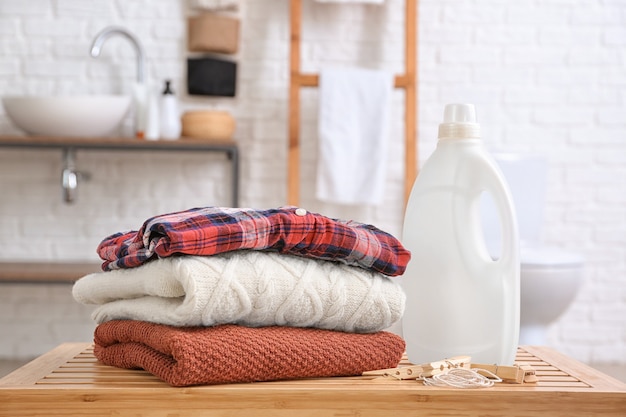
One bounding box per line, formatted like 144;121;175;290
187;57;237;97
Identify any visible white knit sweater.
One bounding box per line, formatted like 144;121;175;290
72;251;405;333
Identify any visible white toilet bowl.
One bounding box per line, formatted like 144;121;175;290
518;246;584;345
482;153;585;346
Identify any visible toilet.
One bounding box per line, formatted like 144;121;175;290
481;153;585;346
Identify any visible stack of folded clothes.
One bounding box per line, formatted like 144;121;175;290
72;206;410;387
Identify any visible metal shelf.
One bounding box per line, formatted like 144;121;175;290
0;135;239;207
0;261;102;283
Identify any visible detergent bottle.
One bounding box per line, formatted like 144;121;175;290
401;103;520;365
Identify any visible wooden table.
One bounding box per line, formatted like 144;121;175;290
1;343;624;416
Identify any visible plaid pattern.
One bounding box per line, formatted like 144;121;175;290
97;206;410;276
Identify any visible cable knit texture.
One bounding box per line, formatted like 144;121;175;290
96;206;411;276
73;251;405;333
93;320;406;387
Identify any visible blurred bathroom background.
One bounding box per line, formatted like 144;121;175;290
0;0;624;376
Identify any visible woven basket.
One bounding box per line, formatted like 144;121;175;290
181;111;235;140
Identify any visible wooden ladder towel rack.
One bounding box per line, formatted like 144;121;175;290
288;0;417;206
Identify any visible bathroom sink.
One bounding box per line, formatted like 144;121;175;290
2;95;131;137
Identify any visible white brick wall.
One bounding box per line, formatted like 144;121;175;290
0;0;624;364
0;283;95;358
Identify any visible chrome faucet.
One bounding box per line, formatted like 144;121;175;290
90;26;146;83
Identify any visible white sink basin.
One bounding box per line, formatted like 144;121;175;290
2;95;131;137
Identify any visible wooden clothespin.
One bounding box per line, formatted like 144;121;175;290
470;362;537;384
519;364;539;383
363;356;471;380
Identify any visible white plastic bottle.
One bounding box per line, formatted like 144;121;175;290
144;85;160;140
132;82;148;139
159;80;182;140
401;103;520;365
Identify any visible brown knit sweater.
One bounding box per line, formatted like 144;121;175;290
94;320;405;387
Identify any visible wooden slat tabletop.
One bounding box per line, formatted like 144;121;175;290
1;343;625;417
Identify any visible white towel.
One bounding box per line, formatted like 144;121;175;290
316;67;393;205
72;251;405;333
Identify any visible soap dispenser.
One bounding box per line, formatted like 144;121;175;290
159;80;182;140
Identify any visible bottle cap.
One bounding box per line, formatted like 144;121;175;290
438;103;481;139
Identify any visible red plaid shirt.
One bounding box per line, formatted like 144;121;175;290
97;206;410;276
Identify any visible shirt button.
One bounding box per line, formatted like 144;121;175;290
295;208;307;216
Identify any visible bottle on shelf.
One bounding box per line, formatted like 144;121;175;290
159;80;182;140
144;83;160;140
